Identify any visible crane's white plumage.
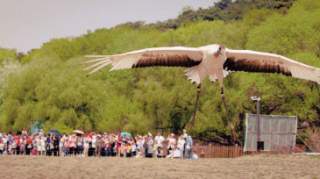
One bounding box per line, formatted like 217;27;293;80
85;44;320;85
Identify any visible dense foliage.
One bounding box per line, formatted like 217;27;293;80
151;0;295;29
0;0;319;144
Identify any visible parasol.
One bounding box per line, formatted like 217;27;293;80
48;129;61;137
121;131;132;138
73;129;84;135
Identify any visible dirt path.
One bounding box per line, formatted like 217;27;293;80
0;154;319;179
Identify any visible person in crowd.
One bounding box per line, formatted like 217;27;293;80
1;134;6;155
167;133;176;156
145;132;154;158
60;134;67;156
113;135;118;156
40;135;46;156
135;135;144;158
76;134;84;156
3;134;8;155
116;134;122;157
102;134;108;156
175;135;186;159
185;135;193;159
11;136;17;155
0;138;4;155
53;135;60;156
83;134;90;157
166;135;182;159
119;140;126;157
35;135;41;155
96;134;102;157
26;135;33;155
7;133;13;155
70;134;77;156
14;134;21;155
39;129;44;137
21;129;28;136
46;135;53;156
154;131;165;158
126;140;133;157
19;135;26;155
182;129;188;158
130;138;137;157
25;135;31;155
31;135;38;155
90;133;97;156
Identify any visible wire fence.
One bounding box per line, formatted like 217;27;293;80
193;144;244;158
192;144;306;158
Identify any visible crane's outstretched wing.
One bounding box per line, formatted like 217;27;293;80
84;47;203;74
224;49;320;84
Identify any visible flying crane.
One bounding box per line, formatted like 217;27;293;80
84;44;320;126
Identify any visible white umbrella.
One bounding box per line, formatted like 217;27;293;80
73;130;84;135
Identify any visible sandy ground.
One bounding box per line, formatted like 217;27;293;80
0;154;319;179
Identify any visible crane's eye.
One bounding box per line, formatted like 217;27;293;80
219;45;225;51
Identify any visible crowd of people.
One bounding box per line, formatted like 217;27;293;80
0;129;196;159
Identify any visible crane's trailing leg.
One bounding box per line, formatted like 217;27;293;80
216;70;227;107
220;86;224;98
221;85;227;107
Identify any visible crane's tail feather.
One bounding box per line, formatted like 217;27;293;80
185;69;200;85
184;66;207;85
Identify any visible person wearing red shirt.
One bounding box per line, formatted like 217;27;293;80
26;135;33;155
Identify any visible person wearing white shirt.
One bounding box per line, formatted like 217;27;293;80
177;135;185;158
0;139;4;155
135;136;144;158
154;132;165;158
40;136;46;156
167;133;176;156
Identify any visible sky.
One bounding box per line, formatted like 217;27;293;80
0;0;216;52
